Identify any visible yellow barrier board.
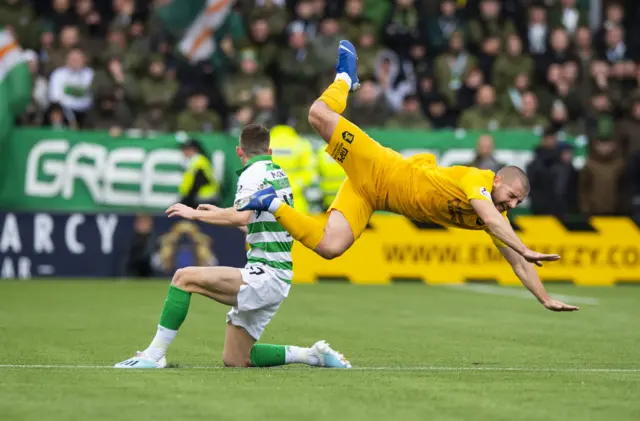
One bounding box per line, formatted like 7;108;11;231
291;215;640;286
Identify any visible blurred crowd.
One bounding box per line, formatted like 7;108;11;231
3;0;640;218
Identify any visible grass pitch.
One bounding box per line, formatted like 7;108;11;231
0;281;638;421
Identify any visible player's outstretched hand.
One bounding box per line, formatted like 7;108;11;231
165;203;197;220
522;249;561;267
543;298;580;312
197;204;219;211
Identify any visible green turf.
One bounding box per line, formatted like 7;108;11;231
1;281;638;421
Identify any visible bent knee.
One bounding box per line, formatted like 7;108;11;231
171;267;199;289
308;100;330;128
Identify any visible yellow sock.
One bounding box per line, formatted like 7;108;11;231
274;204;324;250
318;79;350;114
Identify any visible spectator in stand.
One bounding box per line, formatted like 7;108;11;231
47;0;78;33
459;84;504;131
467;134;505;173
614;95;640;215
18;50;49;127
408;37;430;77
416;72;455;129
499;72;532;116
579;137;628;216
84;91;132;136
251;87;277;129
277;21;322;119
536;62;579;119
374;50;415;112
45;24;81;76
524;2;549;57
383;0;424;60
46;103;74;130
247;18;279;76
456;67;484;113
493;34;533;94
48;48;94;126
74;0;104;39
355;23;384;82
434;30;477;108
296;0;322;37
549;0;588;38
586;90;616;140
573;25;595;100
340;0;370;43
556;141;579;216
600;25;636;91
426;0;463;56
248;0;289;38
536;27;576;85
312;17;343;66
467;0;516;55
594;2;625;53
134;101;173;133
223;49;274;110
588;60;623;109
138;54;177;112
0;0;39;49
346;79;390;127
527;128;560;215
386;94;431;130
504;91;548;131
111;0;138;29
91;54;139;109
176;91;222;133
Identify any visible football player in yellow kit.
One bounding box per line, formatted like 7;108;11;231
238;40;578;312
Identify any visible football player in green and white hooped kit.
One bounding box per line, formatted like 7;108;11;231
115;124;351;369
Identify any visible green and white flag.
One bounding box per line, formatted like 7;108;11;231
156;0;233;62
0;25;32;151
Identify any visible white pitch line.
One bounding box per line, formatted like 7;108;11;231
445;284;600;305
0;364;637;373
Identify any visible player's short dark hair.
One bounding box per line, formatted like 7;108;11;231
498;165;530;194
239;124;270;156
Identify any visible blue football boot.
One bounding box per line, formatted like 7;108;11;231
336;40;360;92
235;185;278;212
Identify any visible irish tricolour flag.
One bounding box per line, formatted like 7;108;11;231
156;0;233;62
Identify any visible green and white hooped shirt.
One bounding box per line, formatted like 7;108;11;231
234;155;294;284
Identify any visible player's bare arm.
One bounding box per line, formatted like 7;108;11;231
470;199;560;266
165;203;252;226
499;246;579;312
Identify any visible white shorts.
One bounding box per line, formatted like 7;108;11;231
226;263;291;340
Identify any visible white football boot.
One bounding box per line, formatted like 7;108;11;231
114;351;167;369
309;340;352;368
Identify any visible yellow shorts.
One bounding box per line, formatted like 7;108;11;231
325;117;405;239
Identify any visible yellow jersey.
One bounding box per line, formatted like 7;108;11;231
385;153;508;245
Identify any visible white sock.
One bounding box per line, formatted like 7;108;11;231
285;346;320;366
144;325;177;361
268;197;282;213
335;72;352;87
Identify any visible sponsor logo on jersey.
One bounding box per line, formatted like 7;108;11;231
480;187;492;200
342;131;354;144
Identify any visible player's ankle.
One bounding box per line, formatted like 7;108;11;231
335;72;352;88
268;197;282;213
285;345;319;366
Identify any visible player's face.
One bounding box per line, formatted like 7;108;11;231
491;179;527;212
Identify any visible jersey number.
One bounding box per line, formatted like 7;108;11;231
249;266;265;276
282;193;294;207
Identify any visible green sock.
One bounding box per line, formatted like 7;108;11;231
250;344;286;367
158;285;192;330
